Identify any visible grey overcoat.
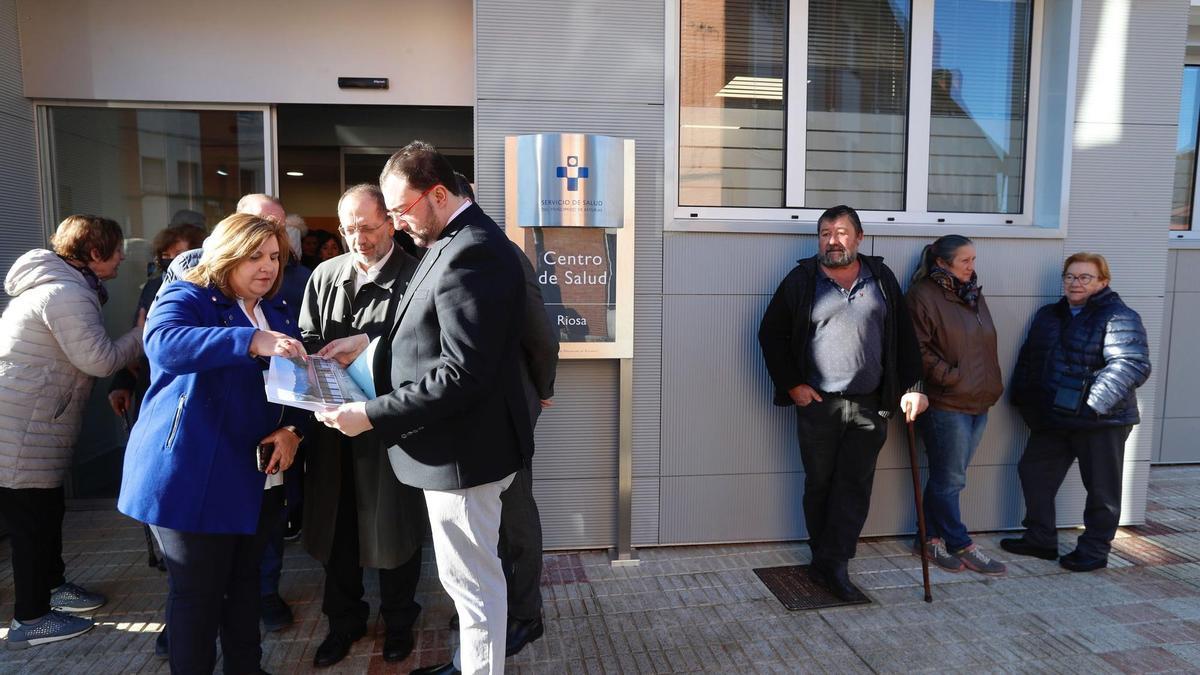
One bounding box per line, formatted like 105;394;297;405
298;246;424;569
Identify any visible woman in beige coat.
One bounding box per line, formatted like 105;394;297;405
0;215;142;649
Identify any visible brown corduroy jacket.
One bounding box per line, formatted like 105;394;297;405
906;277;1004;414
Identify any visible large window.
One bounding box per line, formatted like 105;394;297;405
676;0;1039;224
40;104;270;498
1172;66;1200;233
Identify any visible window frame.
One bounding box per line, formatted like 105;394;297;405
1176;63;1200;241
668;0;1047;231
33;100;276;241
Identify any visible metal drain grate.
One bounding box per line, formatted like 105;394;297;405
753;564;871;611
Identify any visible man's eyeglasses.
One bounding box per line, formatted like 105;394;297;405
337;220;388;237
1062;273;1098;284
387;185;438;223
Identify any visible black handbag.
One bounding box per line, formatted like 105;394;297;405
1052;372;1092;415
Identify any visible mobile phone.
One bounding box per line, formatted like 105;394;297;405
257;443;275;473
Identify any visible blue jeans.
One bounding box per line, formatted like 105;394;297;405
917;407;988;551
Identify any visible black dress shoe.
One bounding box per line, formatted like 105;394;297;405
409;663;460;675
313;628;365;668
825;565;867;602
154;628;168;659
1059;549;1108;572
506;616;544;656
383;630;415;663
999;537;1059;561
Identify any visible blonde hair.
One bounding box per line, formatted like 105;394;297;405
184;213;289;298
1062;251;1111;282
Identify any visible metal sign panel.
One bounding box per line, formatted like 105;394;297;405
511;133;625;228
506;133;634;359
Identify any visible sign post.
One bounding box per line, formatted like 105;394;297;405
504;133;637;565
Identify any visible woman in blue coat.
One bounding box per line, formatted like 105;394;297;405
118;213;308;675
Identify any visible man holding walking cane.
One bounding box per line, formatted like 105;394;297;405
759;205;928;602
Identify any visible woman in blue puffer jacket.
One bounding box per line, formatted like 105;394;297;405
1001;252;1150;573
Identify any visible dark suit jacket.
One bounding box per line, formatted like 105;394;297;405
297;246;425;568
364;202;532;490
513;242;559;427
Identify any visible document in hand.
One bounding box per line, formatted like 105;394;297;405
266;355;370;412
345;337;379;399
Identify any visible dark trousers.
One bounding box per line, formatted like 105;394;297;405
322;449;421;636
499;466;543;620
0;486;67;621
1017;425;1132;558
153;487;282;675
260;448;304;597
794;393;889;567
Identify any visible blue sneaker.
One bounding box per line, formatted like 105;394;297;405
7;610;94;649
50;582;106;613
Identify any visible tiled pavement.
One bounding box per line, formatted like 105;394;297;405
5;466;1200;673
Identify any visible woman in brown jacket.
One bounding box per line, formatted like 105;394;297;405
907;235;1006;575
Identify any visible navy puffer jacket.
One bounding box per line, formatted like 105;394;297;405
1011;287;1150;430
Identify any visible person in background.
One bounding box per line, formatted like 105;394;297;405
906;235;1006;575
758;204;927;602
117;213;308;674
108;223;205;419
319;234;345;263
1003;252;1151;572
280;213;311;542
300;184;424;668
448;172;557;657
1;215;143;649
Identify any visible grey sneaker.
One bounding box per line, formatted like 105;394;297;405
915;537;965;572
50;582;106;613
7;610;94;649
955;544;1007;576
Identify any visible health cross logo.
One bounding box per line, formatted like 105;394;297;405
556;155;589;191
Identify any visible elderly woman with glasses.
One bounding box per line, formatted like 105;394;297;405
118;212;308;674
1002;252;1151;573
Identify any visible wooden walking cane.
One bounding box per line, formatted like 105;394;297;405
906;418;933;602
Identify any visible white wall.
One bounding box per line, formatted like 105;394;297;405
16;0;473;106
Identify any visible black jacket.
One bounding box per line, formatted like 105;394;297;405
1011;287;1150;430
363;202;532;490
758;254;924;415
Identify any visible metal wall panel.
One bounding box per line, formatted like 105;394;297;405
533;478;616;550
475;0;663;105
0;0;42;313
476;0;665;547
532;361;618;481
1164;290;1200;419
1161;419;1200;464
1174;250;1200;292
663;232;817;295
1074;0;1188;126
661;294;798;476
874;237;1067;298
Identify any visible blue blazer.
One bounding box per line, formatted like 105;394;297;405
118;281;306;535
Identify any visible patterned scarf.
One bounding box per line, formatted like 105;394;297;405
929;266;980;308
60;255;109;305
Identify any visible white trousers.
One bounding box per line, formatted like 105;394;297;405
424;472;515;675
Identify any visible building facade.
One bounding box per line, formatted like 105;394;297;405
0;0;1195;551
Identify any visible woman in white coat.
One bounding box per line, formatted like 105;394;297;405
0;214;142;649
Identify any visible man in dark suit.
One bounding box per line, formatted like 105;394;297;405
317;142;532;675
299;184;424;667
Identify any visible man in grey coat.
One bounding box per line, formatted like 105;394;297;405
299;184;424;667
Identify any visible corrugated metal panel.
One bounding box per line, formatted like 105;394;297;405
475;99;664;296
533;478;616;550
663;231;817;295
1164;290;1200;419
0;0;42;314
476;0;666;547
631;476;658;547
532;360;618;481
661;294;799;476
1161;419;1200;464
1073;0;1188;126
475;0;664;105
1066;124;1173;297
873;237;1066;298
632;295;661;478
